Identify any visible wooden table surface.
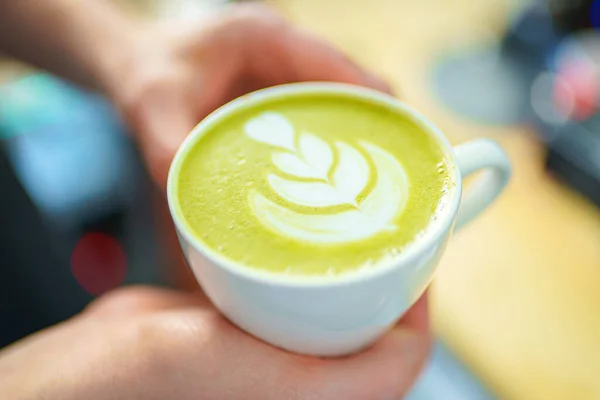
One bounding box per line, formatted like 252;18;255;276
2;0;599;398
266;0;600;399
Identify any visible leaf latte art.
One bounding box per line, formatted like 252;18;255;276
244;112;409;244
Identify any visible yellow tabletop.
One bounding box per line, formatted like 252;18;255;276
268;0;600;399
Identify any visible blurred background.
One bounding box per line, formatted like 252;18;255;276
1;0;599;398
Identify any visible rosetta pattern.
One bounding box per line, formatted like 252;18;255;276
244;111;409;244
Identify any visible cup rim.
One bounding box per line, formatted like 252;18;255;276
167;82;462;288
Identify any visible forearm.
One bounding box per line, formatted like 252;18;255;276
0;0;143;92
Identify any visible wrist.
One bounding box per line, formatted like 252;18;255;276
52;0;153;97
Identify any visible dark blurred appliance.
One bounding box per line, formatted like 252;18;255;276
433;0;600;207
509;0;600;207
541;0;600;207
548;0;596;33
0;74;166;347
545;115;600;207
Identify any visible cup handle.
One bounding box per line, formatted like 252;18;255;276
453;139;511;230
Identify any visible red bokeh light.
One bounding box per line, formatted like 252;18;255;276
70;232;127;296
554;60;598;121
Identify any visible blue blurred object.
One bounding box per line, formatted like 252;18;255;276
432;46;532;126
0;74;138;228
0;74;165;348
406;341;496;400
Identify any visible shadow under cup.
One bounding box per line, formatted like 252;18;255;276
167;82;511;356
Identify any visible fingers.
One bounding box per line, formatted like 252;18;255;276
275;25;394;95
117;63;199;189
357;324;431;399
293;294;431;399
297;332;430;400
86;286;430;399
233;2;394;95
85;286;207;318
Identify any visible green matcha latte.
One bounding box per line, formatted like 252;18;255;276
172;91;452;276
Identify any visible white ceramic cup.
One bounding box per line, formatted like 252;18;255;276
167;82;511;357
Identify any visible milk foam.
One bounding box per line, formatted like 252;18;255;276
244;112;409;244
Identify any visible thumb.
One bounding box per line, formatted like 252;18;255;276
135;98;196;190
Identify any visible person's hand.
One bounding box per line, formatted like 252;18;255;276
0;286;430;400
105;3;392;188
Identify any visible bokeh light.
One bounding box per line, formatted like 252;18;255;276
70;232;127;296
554;59;598;120
530;72;572;125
